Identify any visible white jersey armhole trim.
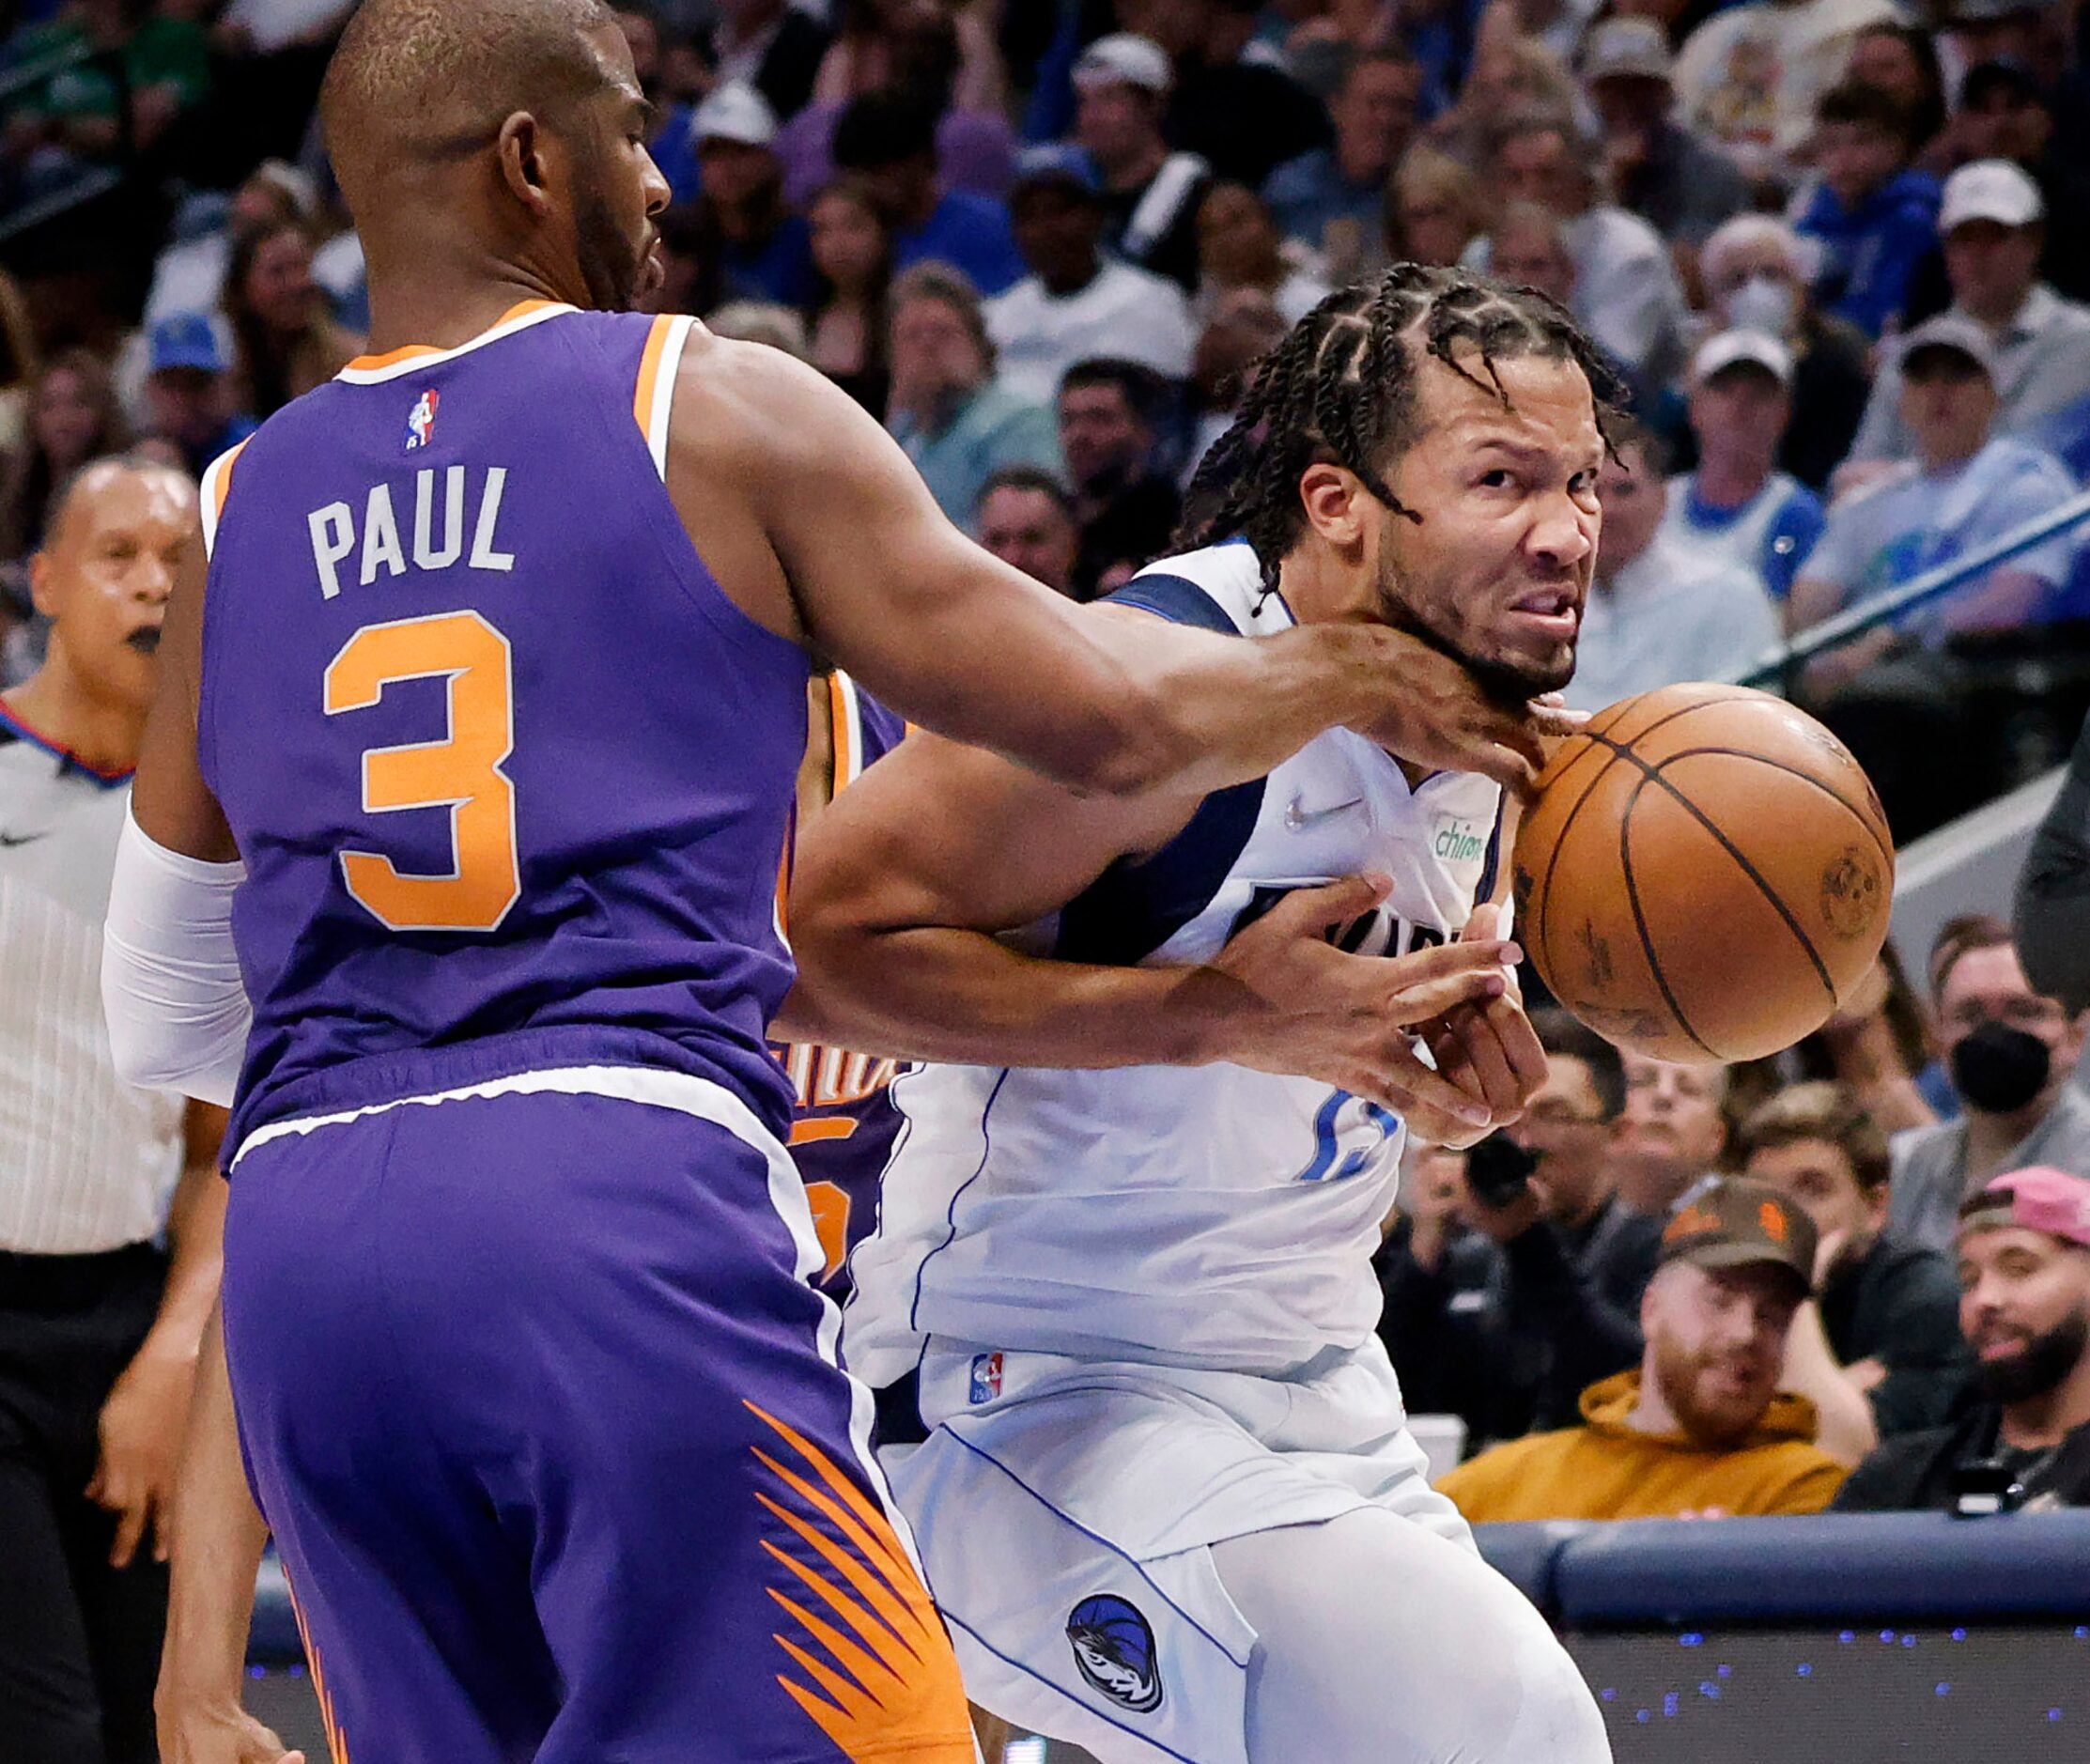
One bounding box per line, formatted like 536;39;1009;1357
642;314;698;482
197;437;250;561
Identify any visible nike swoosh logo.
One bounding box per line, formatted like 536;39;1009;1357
1282;795;1364;832
0;830;49;847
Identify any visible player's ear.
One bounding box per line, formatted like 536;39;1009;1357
496;111;557;215
1297;461;1367;554
25;545;56;620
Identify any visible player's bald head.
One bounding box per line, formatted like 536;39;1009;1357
320;0;624;212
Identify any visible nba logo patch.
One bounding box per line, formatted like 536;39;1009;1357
968;1352;1003;1404
1067;1594;1163;1713
404;388;440;451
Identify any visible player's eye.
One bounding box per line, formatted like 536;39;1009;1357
1476;469;1514;489
1570;472;1599;497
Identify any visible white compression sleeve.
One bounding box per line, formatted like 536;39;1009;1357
102;806;251;1107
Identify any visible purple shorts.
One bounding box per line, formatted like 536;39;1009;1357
220;1065;972;1763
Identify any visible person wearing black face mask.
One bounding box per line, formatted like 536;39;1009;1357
1835;1167;2090;1512
1886;917;2090;1254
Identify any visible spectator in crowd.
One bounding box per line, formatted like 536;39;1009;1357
1614;1052;1731;1217
705;301;812;355
1384;144;1494;269
2020;714;2090;1017
703;0;833;123
814;0;1008;116
1071;32;1211;294
1889;917;2090;1253
1128;0;1331;189
1439;1177;1848;1519
805;178;893;415
1058;357;1181;598
1194;181;1332;326
1565;421;1779;710
1181;286;1286;487
1698;213;1875;490
138;316;255;480
1846;21;1949;172
1487;200;1578;309
0;456;231;1763
1662;330;1826;619
1744;1083;1973;1454
1836;1167;2090;1510
1794;81;1941;340
986;146;1197;406
774;7;1017;209
1262;45;1425;282
884;263;1059;524
830;89;1023;295
1847;162;2090;466
142;160;315;329
1807;951;1949;1134
1;349;130;565
1425;20;1586;174
2;0;212;195
1375;1140;1539;1455
0;266;39;456
1477;110;1689;385
644;197;725;318
1462;1011;1664;1433
1950;58;2090;302
1579;18;1749;270
692;84;819;309
1793;316;2080;667
1671;0;1897;176
972;464;1081;597
221;220;364;422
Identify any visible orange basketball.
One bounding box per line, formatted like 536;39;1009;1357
1511;683;1895;1063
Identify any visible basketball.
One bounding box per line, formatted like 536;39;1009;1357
1511;683;1895;1063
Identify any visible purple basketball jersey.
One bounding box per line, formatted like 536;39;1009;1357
773;673;906;1295
199;305;809;1148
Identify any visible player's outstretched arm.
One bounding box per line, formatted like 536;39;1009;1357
668;336;1563;798
782;726;1509;1131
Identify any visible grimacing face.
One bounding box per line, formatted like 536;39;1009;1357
1372;349;1602;697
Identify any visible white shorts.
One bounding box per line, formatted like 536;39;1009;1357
884;1337;1572;1764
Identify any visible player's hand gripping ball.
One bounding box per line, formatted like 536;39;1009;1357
1511;683;1893;1061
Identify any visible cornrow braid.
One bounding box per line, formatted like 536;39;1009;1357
1177;264;1627;601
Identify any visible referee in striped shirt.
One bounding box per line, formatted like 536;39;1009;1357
2;456;230;1763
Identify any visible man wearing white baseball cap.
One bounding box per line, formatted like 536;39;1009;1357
1071;33;1210;293
1662;329;1827;618
1848;158;2090;462
690;81;817;308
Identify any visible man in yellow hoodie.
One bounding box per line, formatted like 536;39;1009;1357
1438;1175;1849;1520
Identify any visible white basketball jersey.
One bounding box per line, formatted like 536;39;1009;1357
844;544;1504;1385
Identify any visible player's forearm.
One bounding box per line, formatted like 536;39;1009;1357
781;923;1246;1069
1101;618;1415;800
163;1308;270;1709
141;1152;227;1364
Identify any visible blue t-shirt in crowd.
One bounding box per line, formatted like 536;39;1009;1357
895;190;1026;295
722;212;818;309
1262;147;1386;253
1801;435;2081;638
1665;470;1827;600
653;103;700;207
1796;167;1941;340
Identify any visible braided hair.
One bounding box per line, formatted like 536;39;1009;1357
1179;264;1627;600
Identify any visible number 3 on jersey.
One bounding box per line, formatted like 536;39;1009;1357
322;611;520;933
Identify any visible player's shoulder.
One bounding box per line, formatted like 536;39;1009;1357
1107;541;1268;635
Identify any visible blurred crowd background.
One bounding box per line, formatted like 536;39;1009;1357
6;1;2090;1756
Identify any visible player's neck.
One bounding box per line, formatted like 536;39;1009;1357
2;660;143;777
361;265;572;359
